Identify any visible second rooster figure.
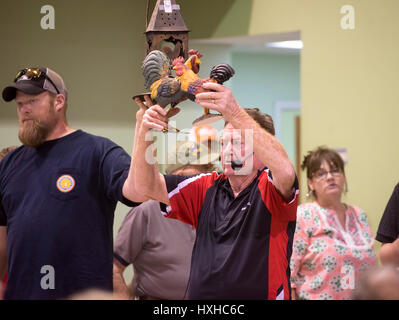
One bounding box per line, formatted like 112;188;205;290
141;49;235;126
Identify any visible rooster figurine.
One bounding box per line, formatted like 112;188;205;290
141;49;235;126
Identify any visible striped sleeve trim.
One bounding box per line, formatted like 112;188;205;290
264;168;275;185
168;172;213;199
163;172;214;218
288;189;300;205
263;168;299;205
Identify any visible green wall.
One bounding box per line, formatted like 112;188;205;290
231;52;300;116
231;51;300;165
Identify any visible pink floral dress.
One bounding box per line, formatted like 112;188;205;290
290;202;377;300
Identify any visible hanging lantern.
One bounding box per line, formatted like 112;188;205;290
145;0;189;61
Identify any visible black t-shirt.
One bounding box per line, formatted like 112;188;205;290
161;169;299;300
376;183;399;243
0;130;138;299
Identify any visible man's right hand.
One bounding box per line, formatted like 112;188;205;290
134;95;153;124
141;105;170;132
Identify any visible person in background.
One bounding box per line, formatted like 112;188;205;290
0;229;6;300
0;147;18;160
67;288;117;300
376;183;399;266
0;146;18;300
192;124;220;170
290;146;377;300
351;265;399;300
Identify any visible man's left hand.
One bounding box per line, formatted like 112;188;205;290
195;82;241;122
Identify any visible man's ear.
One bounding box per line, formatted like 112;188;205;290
54;94;65;112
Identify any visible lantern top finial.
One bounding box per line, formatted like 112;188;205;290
146;0;189;33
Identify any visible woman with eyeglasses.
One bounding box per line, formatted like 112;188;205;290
290;146;377;300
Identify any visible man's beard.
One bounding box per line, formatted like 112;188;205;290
18;101;56;147
18;119;53;147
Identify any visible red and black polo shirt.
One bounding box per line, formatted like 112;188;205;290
161;168;299;300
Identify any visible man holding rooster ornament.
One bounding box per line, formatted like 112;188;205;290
125;79;299;300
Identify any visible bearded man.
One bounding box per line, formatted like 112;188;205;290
0;67;145;299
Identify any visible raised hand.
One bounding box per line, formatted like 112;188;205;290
141;105;170;132
195;82;241;123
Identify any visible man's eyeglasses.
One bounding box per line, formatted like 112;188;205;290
313;167;342;180
14;68;60;94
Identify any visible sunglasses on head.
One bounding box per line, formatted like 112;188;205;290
14;68;60;94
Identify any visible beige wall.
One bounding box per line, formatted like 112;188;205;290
238;0;399;255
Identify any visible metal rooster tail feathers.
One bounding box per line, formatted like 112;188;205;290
210;64;235;84
142;50;171;90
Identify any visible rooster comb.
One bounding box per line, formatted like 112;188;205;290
188;49;202;59
172;56;185;66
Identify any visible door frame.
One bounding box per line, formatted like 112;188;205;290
273;100;301;141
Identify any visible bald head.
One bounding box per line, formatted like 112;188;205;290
352;265;399;300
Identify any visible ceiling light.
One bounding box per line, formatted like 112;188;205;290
265;40;303;49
